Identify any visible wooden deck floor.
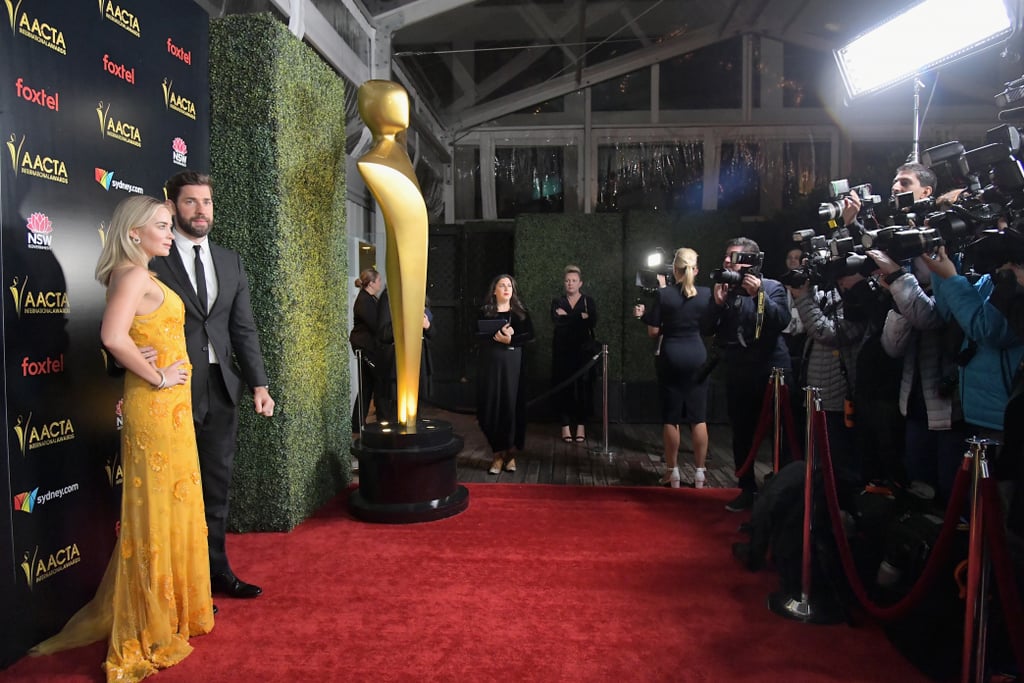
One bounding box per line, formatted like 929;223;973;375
362;404;775;491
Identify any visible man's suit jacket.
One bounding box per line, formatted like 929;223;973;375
150;241;268;418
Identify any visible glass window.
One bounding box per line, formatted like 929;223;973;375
596;142;704;212
592;68;651;112
454;146;481;221
660;37;743;109
476;42;566;112
494;147;564;218
783;44;827;108
783;142;831;208
719;141;761;215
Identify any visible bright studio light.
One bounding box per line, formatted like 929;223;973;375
834;0;1013;99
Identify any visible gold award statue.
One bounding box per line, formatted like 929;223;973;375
356;80;428;429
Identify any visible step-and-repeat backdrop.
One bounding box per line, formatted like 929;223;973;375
0;0;209;665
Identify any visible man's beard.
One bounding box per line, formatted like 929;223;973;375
175;215;212;239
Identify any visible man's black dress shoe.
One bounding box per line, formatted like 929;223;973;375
211;573;262;598
213;604;218;615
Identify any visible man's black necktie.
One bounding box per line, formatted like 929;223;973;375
193;244;208;313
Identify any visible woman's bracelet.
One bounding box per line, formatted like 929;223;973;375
155;370;167;389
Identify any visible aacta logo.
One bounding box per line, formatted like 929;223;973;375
22;353;64;376
21;543;82;590
101;54;135;84
95;167;143;194
161;78;196;120
167;37;190;64
96;101;141;148
172;137;188;167
6;133;68;184
14;78;59;110
5;1;66;55
13;487;38;513
98;0;139;38
9;276;70;318
12;411;76;456
26;211;53;250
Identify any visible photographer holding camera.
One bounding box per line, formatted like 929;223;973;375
925;246;1024;442
701;238;791;511
870;162;968;504
787;272;871;487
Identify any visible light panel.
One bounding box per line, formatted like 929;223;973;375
834;0;1013;100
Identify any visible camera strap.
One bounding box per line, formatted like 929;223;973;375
754;288;765;341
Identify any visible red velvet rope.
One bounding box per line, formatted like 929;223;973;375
980;478;1024;674
815;409;971;621
735;380;804;478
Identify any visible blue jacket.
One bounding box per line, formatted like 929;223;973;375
933;273;1024;431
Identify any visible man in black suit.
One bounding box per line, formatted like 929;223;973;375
152;170;275;599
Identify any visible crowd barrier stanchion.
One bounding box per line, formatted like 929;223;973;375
772;367;784;473
355;348;365;438
961;438;998;683
768;386;843;624
590;344;614;462
735;367;801;479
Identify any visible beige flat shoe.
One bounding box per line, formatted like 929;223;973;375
489;458;504;474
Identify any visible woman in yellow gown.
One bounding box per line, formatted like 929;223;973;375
31;195;214;680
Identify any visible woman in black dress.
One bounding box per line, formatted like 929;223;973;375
349;267;382;435
477;274;535;474
550;265;597;443
635;248;711;488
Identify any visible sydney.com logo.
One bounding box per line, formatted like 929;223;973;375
95;167;143;194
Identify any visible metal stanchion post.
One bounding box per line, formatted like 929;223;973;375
772;367;784;473
590;344;614;461
962;437;998;683
768;386;842;624
355;349;366;437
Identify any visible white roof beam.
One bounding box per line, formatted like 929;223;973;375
375;0;481;33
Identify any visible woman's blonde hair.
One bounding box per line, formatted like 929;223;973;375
673;247;698;299
564;264;582;278
95;196;167;286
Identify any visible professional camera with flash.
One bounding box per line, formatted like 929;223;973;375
710;250;763;294
636;247;675;292
819;179;882;224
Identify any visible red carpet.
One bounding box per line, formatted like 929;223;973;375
4;485;929;682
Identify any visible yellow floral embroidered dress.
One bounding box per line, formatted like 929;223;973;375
32;278;213;681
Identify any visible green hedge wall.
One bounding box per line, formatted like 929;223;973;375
210;13;348;531
515;214;624;392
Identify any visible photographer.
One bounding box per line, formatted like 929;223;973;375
925;246;1024;443
701;238;791;511
787;273;870;486
872;248;965;504
634;248;711;489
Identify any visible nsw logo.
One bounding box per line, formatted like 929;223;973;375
172;137;188;167
26;212;53;250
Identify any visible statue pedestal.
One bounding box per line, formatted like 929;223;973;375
350;418;469;523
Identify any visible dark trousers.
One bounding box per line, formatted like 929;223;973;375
726;371;772;493
351;357;378;433
195;365;240;577
904;417;966;504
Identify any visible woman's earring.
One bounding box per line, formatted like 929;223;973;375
130;234;141;244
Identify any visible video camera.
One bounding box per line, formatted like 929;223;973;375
710;250;763;294
636;247;675;292
819;179;882;225
780;228;876;290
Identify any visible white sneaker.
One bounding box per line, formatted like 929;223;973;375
694;468;706;489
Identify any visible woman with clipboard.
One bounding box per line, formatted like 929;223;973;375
476;274;534;474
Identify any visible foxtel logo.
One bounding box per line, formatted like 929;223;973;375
95;167;143;194
101;54;135;84
167;37;190;64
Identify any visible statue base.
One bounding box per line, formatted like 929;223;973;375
350;418;469;523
